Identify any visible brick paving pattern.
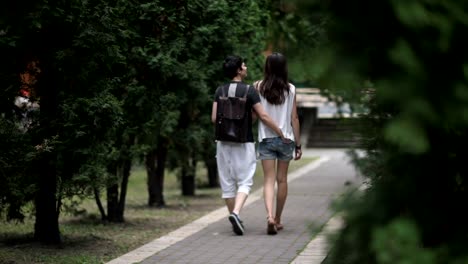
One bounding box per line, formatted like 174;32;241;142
136;149;359;264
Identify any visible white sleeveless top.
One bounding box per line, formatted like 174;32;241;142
258;83;296;142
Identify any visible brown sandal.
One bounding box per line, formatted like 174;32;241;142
267;216;277;235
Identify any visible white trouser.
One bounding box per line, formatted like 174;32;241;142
216;141;256;198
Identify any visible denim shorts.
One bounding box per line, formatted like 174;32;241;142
258;137;295;161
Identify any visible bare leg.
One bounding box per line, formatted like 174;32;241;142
262;159;277;219
275;160;290;229
232;192;248;215
227;192;247;236
262;159;278;235
224;197;235;213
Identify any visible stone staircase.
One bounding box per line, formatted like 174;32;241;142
296;87;361;148
305;118;361;148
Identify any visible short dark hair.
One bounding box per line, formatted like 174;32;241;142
223;55;243;79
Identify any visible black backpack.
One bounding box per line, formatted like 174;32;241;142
215;83;250;143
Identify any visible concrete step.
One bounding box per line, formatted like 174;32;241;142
305;118;361;148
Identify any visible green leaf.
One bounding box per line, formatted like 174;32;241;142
384;118;429;154
372;218;436;264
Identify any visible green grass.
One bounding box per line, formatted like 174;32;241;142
0;157;317;264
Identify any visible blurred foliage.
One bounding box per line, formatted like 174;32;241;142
0;0;271;238
372;218;437;264
266;0;328;85
0;0;126;222
294;0;468;263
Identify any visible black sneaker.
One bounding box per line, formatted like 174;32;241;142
229;213;244;235
231;219;244;233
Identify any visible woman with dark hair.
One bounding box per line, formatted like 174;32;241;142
255;52;302;235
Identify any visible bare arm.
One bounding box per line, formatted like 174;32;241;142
253;102;287;141
251;81;260;123
251;110;258;123
291;94;302;160
211;102;217;124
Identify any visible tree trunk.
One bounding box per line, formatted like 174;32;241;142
33;60;61;244
94;188;106;221
106;159;131;222
205;157;218;188
34;162;61;244
147;142;168;207
106;183;122;222
146;150;158;206
117;159;132;218
106;134;134;222
181;159;196;196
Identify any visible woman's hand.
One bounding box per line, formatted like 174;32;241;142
294;145;302;160
280;135;292;144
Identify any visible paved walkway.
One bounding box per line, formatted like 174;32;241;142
107;149;360;264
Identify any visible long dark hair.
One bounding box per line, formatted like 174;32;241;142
259;52;289;105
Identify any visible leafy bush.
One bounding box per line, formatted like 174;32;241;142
296;1;468;263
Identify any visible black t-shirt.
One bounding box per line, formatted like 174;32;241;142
214;81;261;142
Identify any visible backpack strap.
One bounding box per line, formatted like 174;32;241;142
243;85;250;99
222;83;249;99
220;84;227;98
227;83;237;97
